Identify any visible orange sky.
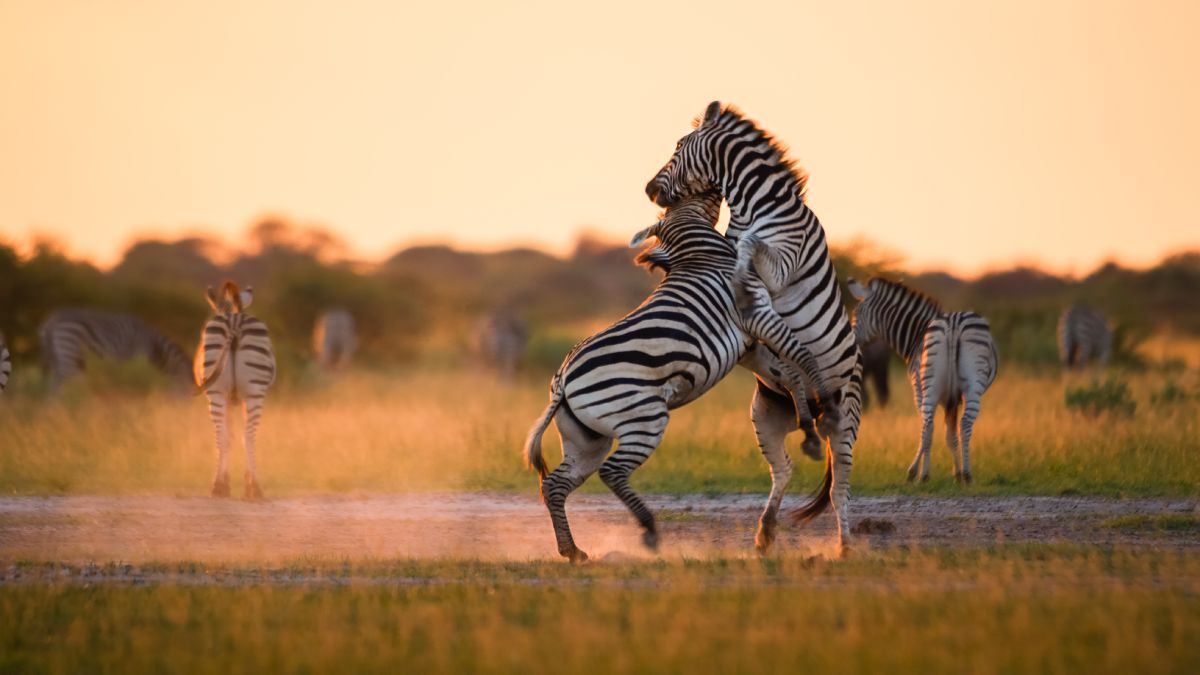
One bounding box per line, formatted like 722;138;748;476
1;1;1197;275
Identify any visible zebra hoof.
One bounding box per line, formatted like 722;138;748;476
800;433;823;461
961;472;973;485
906;468;919;483
244;478;264;501
642;530;660;552
754;526;775;554
566;548;589;565
920;474;931;484
211;477;231;498
816;408;841;439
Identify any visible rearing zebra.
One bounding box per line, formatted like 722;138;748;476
1058;304;1112;370
848;278;998;484
0;332;11;393
195;282;276;499
38;309;193;391
525;191;841;562
645;101;863;550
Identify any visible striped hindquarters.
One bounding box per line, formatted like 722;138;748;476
1058;305;1112;368
948;311;998;392
195;314;276;398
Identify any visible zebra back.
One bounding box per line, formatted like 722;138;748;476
38;309;192;387
849;278;944;366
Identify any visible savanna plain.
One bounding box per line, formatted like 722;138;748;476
1;364;1198;673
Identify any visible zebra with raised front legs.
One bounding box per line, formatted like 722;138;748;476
525;191;847;562
195;282;276;499
847;277;998;484
38;309;193;392
645;101;863;551
1058;304;1112;371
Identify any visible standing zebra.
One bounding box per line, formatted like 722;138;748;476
0;332;10;393
195;282;276;499
645;101;863;549
38;309;193;391
475;309;527;382
525;191;847;562
1058;304;1112;370
848;278;998;484
313;309;357;370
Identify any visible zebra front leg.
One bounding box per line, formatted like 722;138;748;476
751;382;798;553
944;399;963;483
959;390;984;485
600;413;669;551
242;396;265;500
206;392;232;497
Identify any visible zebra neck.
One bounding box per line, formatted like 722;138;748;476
882;305;942;365
719;149;807;234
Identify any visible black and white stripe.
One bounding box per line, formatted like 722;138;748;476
645;101;863;550
38;309;192;391
524;191;839;562
475;309;527;382
195;282;276;500
848;278;998;484
1058;304;1112;370
313;309;357;371
0;332;10;393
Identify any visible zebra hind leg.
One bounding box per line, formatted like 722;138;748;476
750;382;798;553
543;411;611;563
600;409;669;551
944;399;964;483
207;392;232;497
908;411;935;483
959;389;985;484
242;396;265;501
827;372;863;554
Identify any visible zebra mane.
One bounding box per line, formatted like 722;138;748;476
869;277;943;314
634;246;672;274
695;103;810;202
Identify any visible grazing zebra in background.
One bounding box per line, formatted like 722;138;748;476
848;278;998;484
1058;304;1112;370
313;309;357;370
475;309;528;382
525;191;848;562
195;282;276;500
0;332;10;393
38;309;193;391
645;101;863;550
860;338;892;410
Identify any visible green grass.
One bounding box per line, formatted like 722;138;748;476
0;366;1198;497
1101;514;1200;533
1;546;1197;674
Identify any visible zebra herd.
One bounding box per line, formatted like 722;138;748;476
525;102;1115;562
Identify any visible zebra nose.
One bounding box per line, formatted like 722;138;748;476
645;179;660;203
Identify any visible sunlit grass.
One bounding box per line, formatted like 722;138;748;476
0;366;1197;497
1;545;1197;674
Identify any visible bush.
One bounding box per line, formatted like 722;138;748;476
1150;380;1191;405
1065;379;1137;416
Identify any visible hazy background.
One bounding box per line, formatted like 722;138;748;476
2;0;1198;275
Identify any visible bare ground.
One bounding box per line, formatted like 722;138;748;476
1;493;1196;567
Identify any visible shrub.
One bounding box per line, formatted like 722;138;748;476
1065;379;1136;416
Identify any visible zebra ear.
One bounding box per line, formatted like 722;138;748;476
847;278;870;301
205;286;219;311
239;287;254;310
629;223;659;248
702;101;722;126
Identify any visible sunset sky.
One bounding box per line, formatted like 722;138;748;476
1;1;1197;275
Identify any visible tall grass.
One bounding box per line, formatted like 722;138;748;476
0;546;1197;674
0;366;1196;497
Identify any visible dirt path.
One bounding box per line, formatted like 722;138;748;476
0;494;1196;564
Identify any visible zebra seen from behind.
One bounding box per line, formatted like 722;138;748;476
1058;304;1112;371
848;278;998;484
0;332;10;393
38;309;193;392
313;308;357;371
525;191;842;562
645;101;863;551
195;282;276;499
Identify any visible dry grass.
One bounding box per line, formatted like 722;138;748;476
0;366;1197;497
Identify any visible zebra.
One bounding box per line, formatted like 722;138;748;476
525;190;844;562
860;338;892;410
195;282;276;499
1058;304;1112;370
475;309;527;382
38;309;193;391
645;101;863;550
847;277;998;484
0;332;10;393
313;309;357;370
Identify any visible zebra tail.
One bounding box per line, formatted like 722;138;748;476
789;444;833;525
194;342;229;397
523;374;564;497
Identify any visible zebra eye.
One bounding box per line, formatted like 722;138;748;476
675;140;683;151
